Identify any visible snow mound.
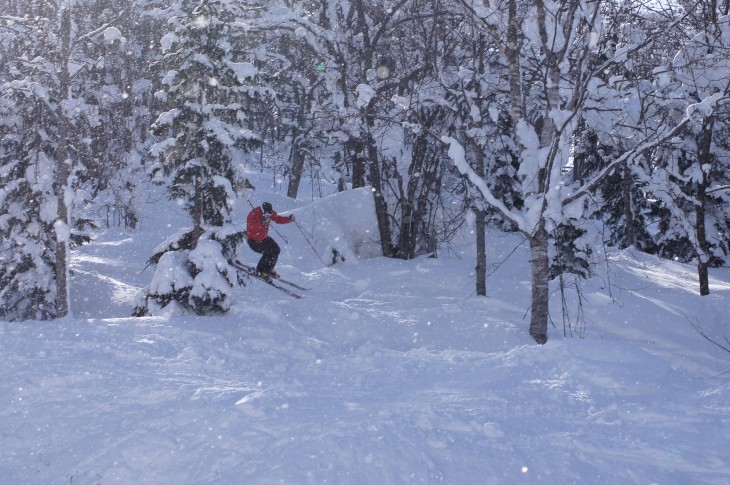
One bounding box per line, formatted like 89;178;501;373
290;187;381;264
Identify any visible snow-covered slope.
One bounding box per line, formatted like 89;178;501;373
2;175;729;484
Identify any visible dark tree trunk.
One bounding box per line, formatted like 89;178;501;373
696;116;714;296
697;198;710;296
189;177;205;250
347;138;366;189
476;210;487;296
397;134;428;259
287;131;305;199
366;128;394;257
54;7;72;318
288;84;312;199
471;140;487;297
622;161;635;248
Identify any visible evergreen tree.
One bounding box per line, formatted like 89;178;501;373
0;1;114;319
0;90;57;321
641;6;730;295
576;126;657;253
135;0;269;316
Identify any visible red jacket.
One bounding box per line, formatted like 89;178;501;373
246;206;292;241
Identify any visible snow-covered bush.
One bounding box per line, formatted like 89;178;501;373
188;239;236;314
132;228;241;316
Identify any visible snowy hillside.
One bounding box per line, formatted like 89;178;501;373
2;174;730;484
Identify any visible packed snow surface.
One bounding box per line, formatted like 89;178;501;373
2;174;729;484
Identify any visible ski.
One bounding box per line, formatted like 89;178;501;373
227;259;304;299
230;259;311;291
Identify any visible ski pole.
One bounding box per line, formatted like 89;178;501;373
275;227;289;244
295;219;325;264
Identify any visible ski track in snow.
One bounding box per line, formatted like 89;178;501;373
2;186;730;484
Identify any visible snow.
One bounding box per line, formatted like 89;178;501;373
226;61;258;82
160;70;178;87
548;108;572;129
39;196;58;224
103;26;124;45
287;187;381;264
686;92;724;119
148;250;193;296
160;32;178;52
2;174;730;484
515;120;540;170
186;238;236;314
53;219;70;243
355;83;376;108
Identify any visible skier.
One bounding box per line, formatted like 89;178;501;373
246;202;294;279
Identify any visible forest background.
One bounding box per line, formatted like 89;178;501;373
2;0;730;345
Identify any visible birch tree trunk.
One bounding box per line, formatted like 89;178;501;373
505;0;523;122
529;222;549;344
503;0;552;344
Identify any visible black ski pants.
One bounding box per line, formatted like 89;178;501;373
247;237;280;274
